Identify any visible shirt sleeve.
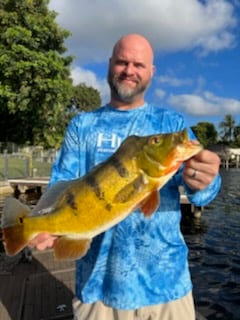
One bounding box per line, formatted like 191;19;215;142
183;174;221;206
48;115;82;187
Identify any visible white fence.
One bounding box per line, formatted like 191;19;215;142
0;144;57;180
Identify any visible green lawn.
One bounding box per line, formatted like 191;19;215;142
0;156;52;180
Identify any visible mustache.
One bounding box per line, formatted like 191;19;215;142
117;73;139;83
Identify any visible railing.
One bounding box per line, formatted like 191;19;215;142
0;150;56;180
209;146;240;169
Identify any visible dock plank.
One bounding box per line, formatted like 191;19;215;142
21;269;75;320
0;249;75;320
0;275;25;320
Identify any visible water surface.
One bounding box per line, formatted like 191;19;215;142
183;168;240;320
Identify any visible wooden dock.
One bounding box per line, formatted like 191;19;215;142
8;178;48;196
0;249;75;320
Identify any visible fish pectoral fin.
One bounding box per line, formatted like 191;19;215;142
114;175;146;204
53;237;92;260
139;190;160;217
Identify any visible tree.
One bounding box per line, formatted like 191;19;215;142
0;0;74;148
191;122;218;147
71;83;101;112
219;114;235;143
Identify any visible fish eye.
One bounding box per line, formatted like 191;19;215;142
150;136;162;145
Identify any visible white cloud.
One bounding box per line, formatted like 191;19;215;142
71;67;109;104
155;89;166;99
49;0;237;63
168;91;240;116
157;74;193;87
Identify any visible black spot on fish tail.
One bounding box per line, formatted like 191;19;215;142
18;217;24;224
86;175;105;200
110;155;129;177
66;192;78;211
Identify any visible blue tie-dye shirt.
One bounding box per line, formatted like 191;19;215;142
49;104;221;309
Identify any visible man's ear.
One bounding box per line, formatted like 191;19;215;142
151;65;156;78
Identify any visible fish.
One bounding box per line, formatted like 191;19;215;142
2;129;202;260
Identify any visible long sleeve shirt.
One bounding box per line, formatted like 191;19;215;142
49;104;221;309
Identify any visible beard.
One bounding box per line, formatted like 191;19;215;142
107;69;150;103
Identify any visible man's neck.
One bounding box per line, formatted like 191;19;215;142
109;98;145;111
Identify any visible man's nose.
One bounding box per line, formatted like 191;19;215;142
124;63;134;75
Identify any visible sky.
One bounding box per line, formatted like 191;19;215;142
48;0;240;129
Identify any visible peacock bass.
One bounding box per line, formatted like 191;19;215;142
2;129;202;260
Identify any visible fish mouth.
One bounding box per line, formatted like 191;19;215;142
177;141;201;155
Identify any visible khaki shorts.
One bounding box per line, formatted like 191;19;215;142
72;291;195;320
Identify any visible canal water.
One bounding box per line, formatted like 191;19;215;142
0;168;240;319
182;168;240;320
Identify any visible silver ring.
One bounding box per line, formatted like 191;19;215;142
191;169;197;179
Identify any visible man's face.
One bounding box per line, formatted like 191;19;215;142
108;44;154;103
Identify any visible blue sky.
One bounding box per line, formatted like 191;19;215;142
49;0;240;130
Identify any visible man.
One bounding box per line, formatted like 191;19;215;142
30;34;221;320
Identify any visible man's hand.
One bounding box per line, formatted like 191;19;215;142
28;232;58;251
183;149;221;190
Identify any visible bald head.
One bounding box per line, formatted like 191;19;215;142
112;34;154;64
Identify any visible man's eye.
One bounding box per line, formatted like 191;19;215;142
117;61;127;66
135;63;144;69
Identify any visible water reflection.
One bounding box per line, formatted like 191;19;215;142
0;169;240;319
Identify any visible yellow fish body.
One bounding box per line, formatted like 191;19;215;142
2;129;202;260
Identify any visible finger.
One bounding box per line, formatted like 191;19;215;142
183;166;216;190
183;172;205;190
191;149;221;166
36;237;57;251
28;233;57;250
186;167;198;179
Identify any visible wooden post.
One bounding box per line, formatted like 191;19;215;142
3;149;8;180
226;158;229;169
25;157;30;177
192;205;203;218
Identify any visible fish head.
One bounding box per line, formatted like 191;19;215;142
136;128;202;177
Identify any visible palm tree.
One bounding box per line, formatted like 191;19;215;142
219;114;235;143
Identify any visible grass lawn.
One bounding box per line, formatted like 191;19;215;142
0;156;52;180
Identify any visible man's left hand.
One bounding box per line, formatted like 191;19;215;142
183;149;221;190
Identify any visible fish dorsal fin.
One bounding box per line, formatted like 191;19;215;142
139;190;160;217
31;180;73;216
2;197;30;227
54;237;92;260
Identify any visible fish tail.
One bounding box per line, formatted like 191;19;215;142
1;197;31;256
2;225;29;256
